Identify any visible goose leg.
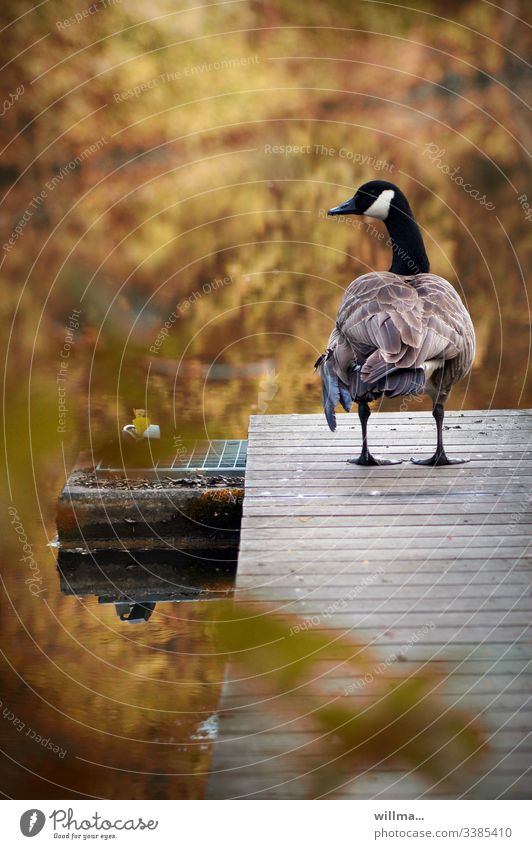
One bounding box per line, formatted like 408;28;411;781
411;402;469;466
348;401;402;466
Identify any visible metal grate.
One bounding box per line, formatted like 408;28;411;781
171;439;247;472
95;439;247;476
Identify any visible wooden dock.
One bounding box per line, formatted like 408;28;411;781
206;409;532;799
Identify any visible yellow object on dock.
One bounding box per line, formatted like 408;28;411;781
132;408;150;436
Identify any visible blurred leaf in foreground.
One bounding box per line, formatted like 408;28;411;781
214;601;486;797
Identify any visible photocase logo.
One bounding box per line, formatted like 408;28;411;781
20;809;46;837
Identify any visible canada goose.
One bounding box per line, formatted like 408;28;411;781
316;180;475;466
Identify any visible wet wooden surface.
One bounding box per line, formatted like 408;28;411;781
206;410;532;799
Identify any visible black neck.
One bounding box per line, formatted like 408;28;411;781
384;205;430;275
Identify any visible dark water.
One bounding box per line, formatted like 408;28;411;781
1;519;229;799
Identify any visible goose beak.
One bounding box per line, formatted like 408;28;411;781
327;198;359;216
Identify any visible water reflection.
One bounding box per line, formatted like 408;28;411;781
1;512;237;799
57;547;238;620
3;446;240;797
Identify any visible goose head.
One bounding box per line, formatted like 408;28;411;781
327;180;409;221
327;180;430;275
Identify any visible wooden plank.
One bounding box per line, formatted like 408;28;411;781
243;486;531;496
236;556;531;569
239;530;531;544
242;517;532;529
243;495;530;504
231;597;532;614
235;585;532;601
235;576;530;594
207;411;532;800
216;706;532;735
244;503;530;511
248;413;532;427
211;729;532;755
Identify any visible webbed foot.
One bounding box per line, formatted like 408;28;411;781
348;454;402;467
410;453;469;467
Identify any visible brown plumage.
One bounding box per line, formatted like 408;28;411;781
327;270;474;401
317;181;476;466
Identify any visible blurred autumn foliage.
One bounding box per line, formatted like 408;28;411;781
0;0;529;799
2;0;530;503
213;602;486;798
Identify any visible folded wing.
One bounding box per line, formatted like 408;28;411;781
317;272;474;429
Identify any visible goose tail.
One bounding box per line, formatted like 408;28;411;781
315;350;352;431
351;364;425;401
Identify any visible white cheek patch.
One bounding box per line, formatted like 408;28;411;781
364;189;395;220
